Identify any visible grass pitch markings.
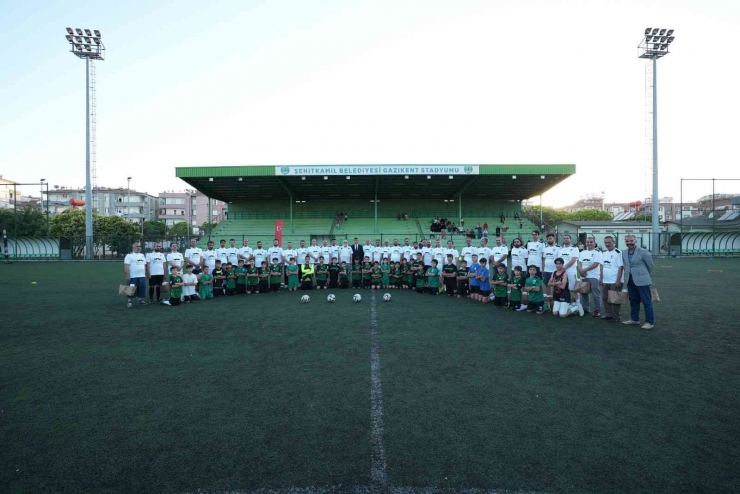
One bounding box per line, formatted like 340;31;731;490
369;291;389;489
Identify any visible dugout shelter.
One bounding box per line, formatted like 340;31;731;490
176;164;575;245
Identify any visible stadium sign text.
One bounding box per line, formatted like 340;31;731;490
276;165;479;176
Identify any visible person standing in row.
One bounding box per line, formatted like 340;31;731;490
542;233;559;307
184;238;203;274
124;242;148;308
600;235;624;322
578;237;603;317
622;234;655;329
145;242;167;305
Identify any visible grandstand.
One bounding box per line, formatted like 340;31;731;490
176;164;576;245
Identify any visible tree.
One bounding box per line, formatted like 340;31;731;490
565;209;613;221
635;214;651;222
143;220;166;238
200;221;218;235
97;215;141;256
168;221;193;237
523;206;568;230
0;206;47;237
49;209;95;257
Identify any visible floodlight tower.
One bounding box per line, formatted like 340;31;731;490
65;28;105;259
638;28;675;255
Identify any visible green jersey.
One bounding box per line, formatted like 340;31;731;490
427;267;440;288
493;273;508;298
246;266;259;285
457;268;468;282
381;264;391;275
234;266;247;284
169;275;183;298
412;261;424;277
526;276;544;303
362;262;373;280
352;264;362;281
199;273;212;285
225;270;236;289
509;275;524;302
372;267;382;283
269;265;282;284
286;264;299;280
316;263;328;281
339;266;349;280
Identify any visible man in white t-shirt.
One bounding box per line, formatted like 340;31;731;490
402;239;415;263
389;239;403;264
600;235;624;321
282;241;297;266
307;239;321;265
478;238;493;269
363;239;374;264
124;242;147;308
267;239;283;265
421;239;433;271
226;239;239;266
372;239;384;263
238;238;253;264
320;240;332;264
461;237;476;266
216;239;228;265
557;234;583;315
491;237;508;270
526;231;545;275
328;239;340;263
432;238;446;266
542;233;559;304
252;241;267;268
380;240;391;262
444;240;460;266
296;240;309;266
339;239;353;266
578;237;603;316
145;242;167;304
202;240;219;273
184;238;203;274
509;237;528;273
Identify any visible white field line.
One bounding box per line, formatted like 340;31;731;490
369;291;389;489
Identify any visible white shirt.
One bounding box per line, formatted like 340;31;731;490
371;245;383;263
329;245;340;262
557;245;580;274
478;247;492;264
308;246;321;264
363;245;374;262
184;247;202;267
338;246;353;265
543;245;559;273
432;247;446;266
389;245;403;263
296;247;309;264
510;247;528;270
460;246;477;265
216;247;228;264
125;252;147;278
491;245;508;266
402;245;415;262
145;251;166;276
167;251;184;269
182;273;198;296
421;246;433;266
282;249;297;263
444;248;460;264
267;246;283;264
579;249;603;280
320;246;332;263
238;246;253;262
252;248;267;267
601;248;624;284
526;241;544;269
202;249;219;271
226;247;239;266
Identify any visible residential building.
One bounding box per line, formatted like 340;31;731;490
44;187;159;224
0;176;22;210
562;194;605;213
157;190;227;228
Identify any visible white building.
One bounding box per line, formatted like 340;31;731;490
45;187;159;224
0;176;22;210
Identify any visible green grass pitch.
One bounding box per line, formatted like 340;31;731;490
1;258;739;493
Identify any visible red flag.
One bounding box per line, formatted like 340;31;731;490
275;220;284;247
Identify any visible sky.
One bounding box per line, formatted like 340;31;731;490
1;0;739;207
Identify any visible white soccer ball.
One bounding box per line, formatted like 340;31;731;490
301;295;310;304
383;293;392;302
327;294;336;303
353;294;362;303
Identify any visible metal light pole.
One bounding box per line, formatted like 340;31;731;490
65;27;105;259
127;177;132;223
39;179;45;215
639;28;675;255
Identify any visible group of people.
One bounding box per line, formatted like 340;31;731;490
122;231;656;328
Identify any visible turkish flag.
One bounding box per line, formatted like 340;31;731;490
275;220;284;246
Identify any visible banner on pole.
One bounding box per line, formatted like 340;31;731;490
275;220;283;246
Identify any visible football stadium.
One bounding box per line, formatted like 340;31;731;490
2;163;740;493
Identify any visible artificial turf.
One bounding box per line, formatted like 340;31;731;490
1;258;739;493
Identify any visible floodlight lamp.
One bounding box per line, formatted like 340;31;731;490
94;30;101;37
448;175;454;179
208;178;214;182
75;36;82;42
661;44;668;50
85;44;92;51
301;176;306;180
666;29;674;36
404;175;409;179
667;36;675;43
66;27;73;34
238;177;243;181
660;36;667;42
541;175;545;179
659;29;666;35
512;175;517;179
346;176;350;180
75;28;83;35
84;29;92;35
323;176;328;180
651;28;659;35
644;28;651;35
426;175;431;179
65;35;72;41
645;35;652;42
93;37;100;44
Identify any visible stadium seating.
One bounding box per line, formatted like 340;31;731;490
421;216;539;242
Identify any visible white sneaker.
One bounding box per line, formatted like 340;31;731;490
577;302;585;317
161;300;171;306
517;305;528;311
126;302;133;308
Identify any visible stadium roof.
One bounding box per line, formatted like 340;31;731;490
176;164;575;202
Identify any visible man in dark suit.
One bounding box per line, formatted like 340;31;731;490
351;237;364;264
622;234;655;329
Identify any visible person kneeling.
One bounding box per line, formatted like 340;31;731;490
549;258;573;317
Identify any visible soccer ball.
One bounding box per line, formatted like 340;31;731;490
327;294;336;303
301;295;310;304
353;294;362;303
383;293;392;302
